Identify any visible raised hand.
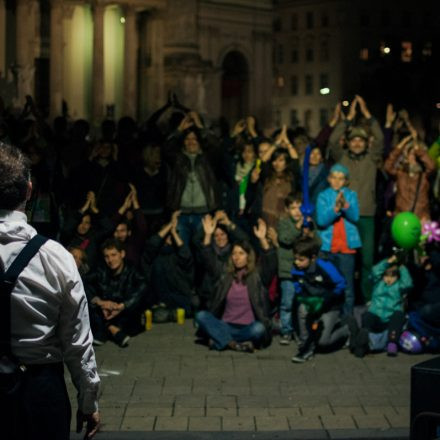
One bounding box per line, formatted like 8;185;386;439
385;103;397;128
329;102;342;127
202;214;217;236
346;97;358;121
355;95;371;119
253;218;267;241
178;114;194;132
189;111;204;129
231;119;246;137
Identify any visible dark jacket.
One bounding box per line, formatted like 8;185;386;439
291;258;346;313
141;234;194;311
201;245;277;343
85;262;146;312
163;131;222;212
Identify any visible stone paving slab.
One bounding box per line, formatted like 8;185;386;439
67;319;435;436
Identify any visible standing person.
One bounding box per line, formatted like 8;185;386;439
0;142;100;440
328;95;384;302
316;164;361;316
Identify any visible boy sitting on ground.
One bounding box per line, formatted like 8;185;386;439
291;236;349;363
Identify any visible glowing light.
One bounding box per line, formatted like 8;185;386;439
342;100;349;107
383;46;391;54
120;17;125;24
320;87;330;95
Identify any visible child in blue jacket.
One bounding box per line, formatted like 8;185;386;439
291;236;349;363
316;163;361;316
349;255;412;357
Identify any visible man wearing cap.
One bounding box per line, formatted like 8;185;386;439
0;142;100;440
328;95;384;304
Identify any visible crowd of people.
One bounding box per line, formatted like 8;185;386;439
1;92;440;361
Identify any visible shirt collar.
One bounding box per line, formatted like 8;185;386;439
0;210;28;223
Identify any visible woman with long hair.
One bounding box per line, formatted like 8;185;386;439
195;218;276;352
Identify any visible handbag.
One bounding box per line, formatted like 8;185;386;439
0;234;48;395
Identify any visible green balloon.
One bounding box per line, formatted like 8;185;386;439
391;212;422;249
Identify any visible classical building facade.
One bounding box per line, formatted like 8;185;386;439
0;0;273;125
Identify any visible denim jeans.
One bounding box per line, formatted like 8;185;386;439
325;252;356;316
177;213;204;247
195;310;266;350
280;280;295;335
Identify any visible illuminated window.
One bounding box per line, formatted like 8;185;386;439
401;41;412;62
276;76;285;88
380;42;391;56
360;48;369;60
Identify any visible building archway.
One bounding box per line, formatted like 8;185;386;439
221;50;248;124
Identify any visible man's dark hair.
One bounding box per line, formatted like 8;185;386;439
293;236;321;259
101;238;125;253
284;191;303;207
0;142;30;210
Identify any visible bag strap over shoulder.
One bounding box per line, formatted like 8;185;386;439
0;234;49;357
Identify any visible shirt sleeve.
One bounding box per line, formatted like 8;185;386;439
58;254;100;413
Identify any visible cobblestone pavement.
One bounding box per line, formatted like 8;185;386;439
68;320;434;438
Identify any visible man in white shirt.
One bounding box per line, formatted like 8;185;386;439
0;142;100;439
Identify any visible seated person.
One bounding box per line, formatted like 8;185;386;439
348;255;413;358
194;218;276;353
113;184;148;268
193;210;249;309
291;236;348;363
85;239;147;347
60;191;114;268
68;245;89;276
141;211;194;315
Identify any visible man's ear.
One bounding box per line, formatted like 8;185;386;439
121;250;126;259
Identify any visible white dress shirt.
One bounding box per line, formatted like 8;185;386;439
0;210;100;413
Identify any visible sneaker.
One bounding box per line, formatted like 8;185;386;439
279;334;292;345
230;340;254;353
113;331;130;348
291;346;314;363
387;342;398;357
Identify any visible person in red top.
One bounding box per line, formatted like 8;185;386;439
316;164;362;316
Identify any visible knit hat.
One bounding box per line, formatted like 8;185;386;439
329;163;349;178
347;126;368;140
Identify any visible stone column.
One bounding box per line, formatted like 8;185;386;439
92;1;105;122
49;0;63;118
16;0;39;103
0;0;6;78
123;4;137;118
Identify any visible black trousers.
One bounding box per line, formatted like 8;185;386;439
418;303;440;327
362;311;406;342
0;363;71;440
